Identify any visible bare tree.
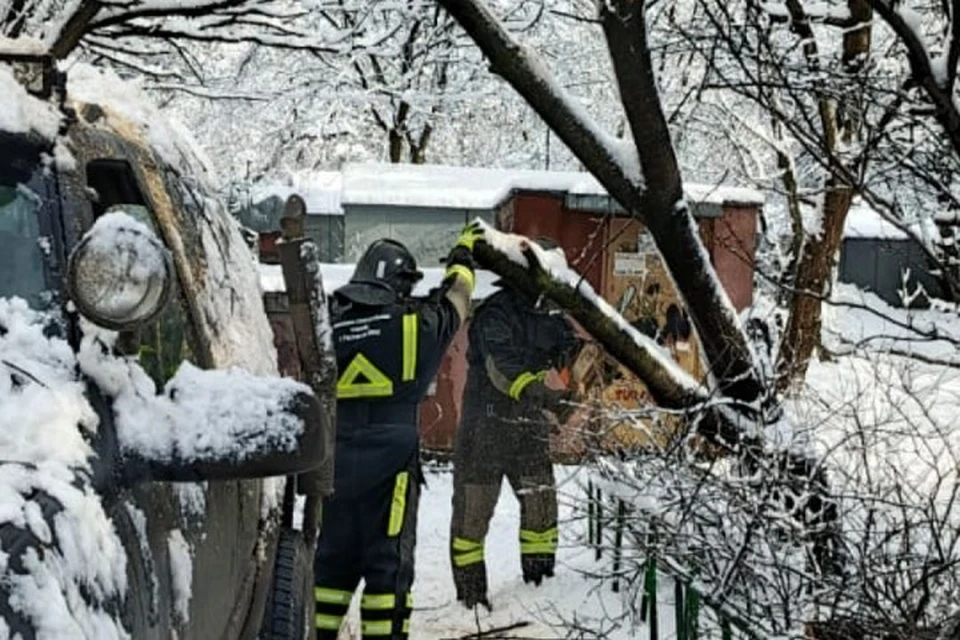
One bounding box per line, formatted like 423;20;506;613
672;0;960;392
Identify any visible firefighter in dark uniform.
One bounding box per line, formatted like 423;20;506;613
314;226;480;639
449;237;581;610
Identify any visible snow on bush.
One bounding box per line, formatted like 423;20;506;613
572;285;960;637
0;299;129;639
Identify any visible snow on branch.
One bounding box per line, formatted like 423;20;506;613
758;1;854;27
472;221;762;449
434;0;644;196
440;0;765;407
868;0;960;156
40;0;350;58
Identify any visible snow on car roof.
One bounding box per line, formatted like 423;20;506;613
65;63;219;185
259;262;500;300
0;64;61;141
250;162;765;216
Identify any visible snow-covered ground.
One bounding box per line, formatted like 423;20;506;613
333;465;678;640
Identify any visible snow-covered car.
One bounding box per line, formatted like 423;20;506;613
0;48;333;639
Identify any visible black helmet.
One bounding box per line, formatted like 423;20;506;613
336;239;423;306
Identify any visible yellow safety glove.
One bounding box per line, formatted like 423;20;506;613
456;221;485;252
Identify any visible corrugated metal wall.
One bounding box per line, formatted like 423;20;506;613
343;205;495;265
839;238;942;307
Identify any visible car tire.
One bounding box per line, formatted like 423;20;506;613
259;528;313;640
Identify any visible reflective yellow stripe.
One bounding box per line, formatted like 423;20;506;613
403;618;411;633
406;592;413;608
453;549;485;567
387;471;409;537
315;613;343;630
337;352;393;398
452;537;483;552
445;264;475;293
519;527;558;542
361;593;396;610
315;586;354;605
520;541;557;555
508;370;547;400
519;527;558;555
402;313;418;381
361;619;393;636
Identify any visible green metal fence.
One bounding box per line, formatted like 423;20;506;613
586;480;734;640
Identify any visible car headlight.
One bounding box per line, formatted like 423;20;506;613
67;212;174;331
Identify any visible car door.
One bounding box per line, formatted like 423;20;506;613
66;124;269;640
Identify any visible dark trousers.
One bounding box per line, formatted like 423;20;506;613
314;461;420;639
450;419;558;600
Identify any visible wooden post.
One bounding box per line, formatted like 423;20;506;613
277;194;337;541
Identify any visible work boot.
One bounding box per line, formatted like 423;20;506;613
521;554;555;587
455;564;492;611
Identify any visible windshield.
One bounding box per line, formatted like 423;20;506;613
0;183;47;306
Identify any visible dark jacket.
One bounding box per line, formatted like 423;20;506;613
463;288;580;427
330;282;462;497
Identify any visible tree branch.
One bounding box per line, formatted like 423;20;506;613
438;0;765;404
868;0;960;157
49;0;102;59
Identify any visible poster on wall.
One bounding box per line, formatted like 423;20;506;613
613;251;645;277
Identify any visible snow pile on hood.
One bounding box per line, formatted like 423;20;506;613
0;64;60;141
78;328;309;464
0;299;129;639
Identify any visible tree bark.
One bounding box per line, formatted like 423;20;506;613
775;0;871;392
776;185;854;389
437;0;764;405
49;0;102;59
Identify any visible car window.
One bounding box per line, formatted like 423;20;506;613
87;160;196;389
0;184;46;306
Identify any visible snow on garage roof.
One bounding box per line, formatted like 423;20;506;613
250;163;764;215
259;263;500;300
249;171;343;216
340;162;765;210
844;200;934;241
340;162;606;210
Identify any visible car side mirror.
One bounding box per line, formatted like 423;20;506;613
117;387;332;484
80;356;333;486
